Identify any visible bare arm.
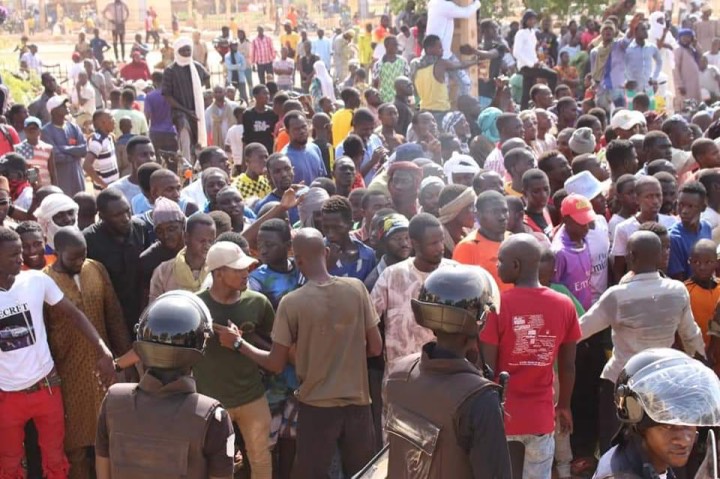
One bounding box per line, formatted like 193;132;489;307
242;187;304;251
214;322;290;374
95;456;110;479
366;325;382;357
479;342;498;375
556;341;577;434
83;153;108;189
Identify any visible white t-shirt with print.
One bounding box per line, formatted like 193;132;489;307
0;270;64;391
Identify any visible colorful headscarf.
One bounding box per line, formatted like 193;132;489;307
477;107;502;143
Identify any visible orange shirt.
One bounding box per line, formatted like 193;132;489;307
685;279;720;346
452;230;513;292
275;129;290;153
21;255;56;271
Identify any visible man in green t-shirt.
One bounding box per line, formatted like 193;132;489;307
193;241;274;479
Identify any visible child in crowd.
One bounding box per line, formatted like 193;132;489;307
668;181;712;281
234;143;271;202
684;239;720;352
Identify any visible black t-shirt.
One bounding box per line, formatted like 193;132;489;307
526;210;549;232
242;107;278;153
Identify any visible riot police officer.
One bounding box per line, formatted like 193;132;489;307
95;291;235;479
594;348;720;479
384;264;512;479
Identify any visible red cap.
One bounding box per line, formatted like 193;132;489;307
72;52;81;60
561;194;596;225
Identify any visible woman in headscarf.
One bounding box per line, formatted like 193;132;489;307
649;11;678;109
310;60;336;110
674;29;703;107
477;107;502;143
441;111;471;154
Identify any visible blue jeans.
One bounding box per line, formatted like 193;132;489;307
507;433;555;479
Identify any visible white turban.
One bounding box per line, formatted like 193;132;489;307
34;193;79;250
443;153;481;185
172;36;207;148
173;37;193;64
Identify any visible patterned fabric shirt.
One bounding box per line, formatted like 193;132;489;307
15;140;53;187
252;36;276;65
87;132;119;189
234;173;272;201
370;257;457;367
372;56;410;103
248;260;303;310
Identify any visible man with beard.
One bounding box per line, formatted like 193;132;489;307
162;37;210;162
149;213;215;302
34;193;80;254
371;213;457;371
281;111;326;186
84;189;148;334
44;227;132;478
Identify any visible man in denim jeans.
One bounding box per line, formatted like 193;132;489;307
480;234;580;478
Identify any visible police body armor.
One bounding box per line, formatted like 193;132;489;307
104;381;220;479
385;352;500;479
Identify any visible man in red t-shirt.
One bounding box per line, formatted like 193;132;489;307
480;233;580;478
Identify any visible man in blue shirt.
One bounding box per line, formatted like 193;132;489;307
668;181;713;281
322;195;377;281
254;153;300;224
281;111;327;186
312;29;332;70
623;21;662;95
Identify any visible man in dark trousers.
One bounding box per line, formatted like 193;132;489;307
385;264;512;478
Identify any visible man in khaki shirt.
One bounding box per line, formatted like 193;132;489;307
213;227;383;478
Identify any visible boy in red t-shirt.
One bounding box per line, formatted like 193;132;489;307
480;233;581;478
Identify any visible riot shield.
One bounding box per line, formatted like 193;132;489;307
352;445;389;479
695;429;718;479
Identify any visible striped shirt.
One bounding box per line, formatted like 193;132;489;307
87;132;119;189
252;36;276;65
15;140;53;187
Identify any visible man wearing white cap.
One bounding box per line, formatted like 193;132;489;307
161;37;210;162
40;96;86;196
610;110;645;140
195;241;275;479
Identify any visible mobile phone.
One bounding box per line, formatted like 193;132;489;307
26;167;39;184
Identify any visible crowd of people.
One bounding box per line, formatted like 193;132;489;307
3;0;720;478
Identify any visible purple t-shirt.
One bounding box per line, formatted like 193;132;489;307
143;89;176;134
551;229;593;310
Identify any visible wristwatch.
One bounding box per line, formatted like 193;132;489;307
233;338;245;352
113;360;122;372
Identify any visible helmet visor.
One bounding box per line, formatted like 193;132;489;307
630;358;720;427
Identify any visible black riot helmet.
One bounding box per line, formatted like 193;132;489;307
615;348;720;427
411;264;500;337
133;290;213;370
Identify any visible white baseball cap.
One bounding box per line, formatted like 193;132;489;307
610;109;646;131
46;95;69;114
206;242;258;272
